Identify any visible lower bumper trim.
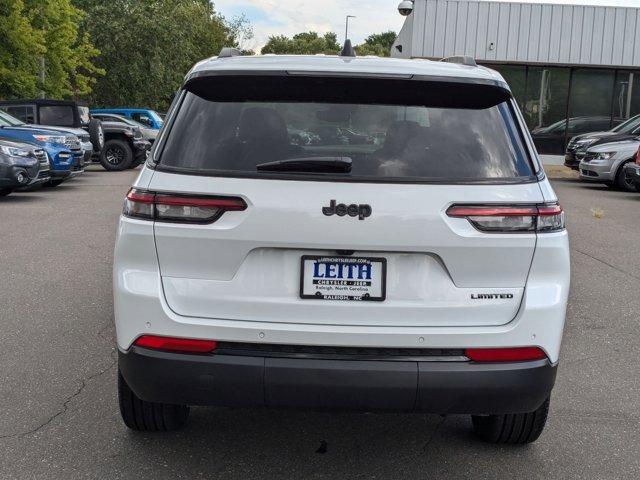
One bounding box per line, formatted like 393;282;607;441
119;346;557;414
49;170;71;179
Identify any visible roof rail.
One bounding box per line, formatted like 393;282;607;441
218;47;241;58
440;55;477;67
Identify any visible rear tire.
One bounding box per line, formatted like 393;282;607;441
471;397;550;444
118;370;189;431
100;139;133;171
0;188;13;196
615;161;638;192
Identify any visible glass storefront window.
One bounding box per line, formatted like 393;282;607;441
489;65;526;109
525;67;570;155
478;64;640;155
568;69;616;140
613;71;632;120
613;71;640;127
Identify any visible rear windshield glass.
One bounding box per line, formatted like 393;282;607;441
40;105;75;127
158;78;534;182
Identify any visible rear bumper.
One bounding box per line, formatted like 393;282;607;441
119;346;556;414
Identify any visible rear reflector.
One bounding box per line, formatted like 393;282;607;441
465;347;547;362
123;188;247;223
134;335;218;354
446;203;564;233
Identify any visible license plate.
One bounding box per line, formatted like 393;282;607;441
300;256;386;301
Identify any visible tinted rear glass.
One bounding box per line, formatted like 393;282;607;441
40;106;75;127
158;77;534;182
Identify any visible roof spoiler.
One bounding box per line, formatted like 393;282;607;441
441;55;477;67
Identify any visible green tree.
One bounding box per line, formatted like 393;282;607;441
261;32;340;55
25;0;103;97
78;0;247;110
355;31;397;57
0;0;102;99
0;0;44;98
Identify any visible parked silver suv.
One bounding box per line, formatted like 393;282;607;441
579;139;639;191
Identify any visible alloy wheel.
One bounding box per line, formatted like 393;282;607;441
105;146;125;165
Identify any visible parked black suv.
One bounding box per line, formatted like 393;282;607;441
0;99;151;171
0;100;102;153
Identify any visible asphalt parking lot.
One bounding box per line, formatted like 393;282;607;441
0;166;639;479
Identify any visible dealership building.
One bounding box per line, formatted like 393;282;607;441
392;0;640;154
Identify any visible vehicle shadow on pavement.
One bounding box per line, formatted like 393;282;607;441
114;407;551;479
578;185;613;191
548;177;586;184
0;194;44;204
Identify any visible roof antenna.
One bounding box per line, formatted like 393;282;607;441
341;39;356;57
218;47;241;58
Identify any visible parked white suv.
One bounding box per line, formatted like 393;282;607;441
114;49;570;443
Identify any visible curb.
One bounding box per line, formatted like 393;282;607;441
544;165;578;179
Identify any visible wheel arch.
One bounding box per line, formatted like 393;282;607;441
104;132;134;146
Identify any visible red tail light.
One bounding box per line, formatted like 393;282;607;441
134;335;218;354
635;145;640;166
465;347;547;362
123;188;247;223
446;203;564;233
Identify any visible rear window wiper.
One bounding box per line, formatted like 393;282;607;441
256;156;352;173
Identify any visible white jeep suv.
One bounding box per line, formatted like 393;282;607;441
114;49;570;443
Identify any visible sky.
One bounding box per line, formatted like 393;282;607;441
214;0;405;51
214;0;640;52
